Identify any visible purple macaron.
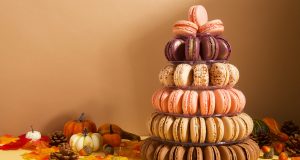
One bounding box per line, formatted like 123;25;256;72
164;38;185;61
185;37;200;61
216;37;231;60
199;35;219;60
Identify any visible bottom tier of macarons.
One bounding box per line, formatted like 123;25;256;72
141;138;260;160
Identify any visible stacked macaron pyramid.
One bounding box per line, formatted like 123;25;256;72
142;5;260;160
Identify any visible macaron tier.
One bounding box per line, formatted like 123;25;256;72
165;35;231;62
143;4;259;160
159;62;239;88
152;88;245;116
142;138;260;160
147;113;253;144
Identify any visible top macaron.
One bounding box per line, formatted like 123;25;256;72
173;5;225;38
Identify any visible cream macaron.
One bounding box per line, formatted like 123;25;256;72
159;65;176;86
193;64;209;87
174;64;193;87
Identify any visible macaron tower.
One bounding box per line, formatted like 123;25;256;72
142;5;260;160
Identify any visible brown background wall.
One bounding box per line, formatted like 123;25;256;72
0;0;299;135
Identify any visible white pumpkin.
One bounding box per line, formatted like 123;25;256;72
69;131;102;152
25;126;41;141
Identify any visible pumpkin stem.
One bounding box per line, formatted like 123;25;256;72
78;113;85;122
30;125;34;133
83;128;88;137
109;124;113;134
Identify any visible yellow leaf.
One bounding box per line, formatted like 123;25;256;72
0;135;19;145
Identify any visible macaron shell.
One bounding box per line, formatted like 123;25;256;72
223;89;232;114
193;64;209;87
190;117;200;143
214;89;227;114
174;64;193;87
175;146;186;160
165;39;185;61
199;90;215;116
210;63;227;87
221;117;235;141
146;141;159;160
239;113;254;136
152;88;164;110
168;89;184;114
217;146;232;160
227;64;239;87
230;88;246;112
213;117;224;143
188;5;208;26
228;89;239;114
160;89;171;112
231;145;246;160
239;144;254;160
141;140;151;159
159;65;176;86
179;117;189;143
199;117;207;143
216;37;231;60
185;37;200;61
147;113;159;135
158;116;167;139
212;146;221;160
203;146;214;160
172;118;181;142
233;115;247;140
163;116;175;141
231;116;240;141
200;19;224;36
205;117;217;143
153;115;164;137
187;147;203;160
200;35;219;60
182;90;198;115
173;20;198;37
153;145;164;160
227;146;238;160
158;145;170;160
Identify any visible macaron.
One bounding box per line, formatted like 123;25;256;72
213;117;224;143
169;146;186;160
190;117;206;143
231;145;246;160
230;88;246;112
228;89;240;114
158;116;167;139
178;117;189;143
174;64;193;87
210;63;229;87
153;145;164;160
214;89;231;114
200;35;219;60
227;64;239;87
173;20;198;37
232;115;247;140
227;146;238;160
156;145;170;160
152;88;164;111
152;114;164;137
160;89;172;112
185;37;200;61
193;64;209;87
203;146;215;160
217;146;233;160
168;89;184;114
221;116;235;142
199;19;224;36
147;113;159;135
182;90;198;115
145;141;160;160
165;38;185;61
205;117;217;143
163;116;175;141
238;144;254;160
188;5;208;27
216;37;231;60
239;113;254;137
172;117;181;142
158;65;176;86
199;90;215;116
231;116;240;141
187;147;203;160
141;140;151;159
212;146;221;160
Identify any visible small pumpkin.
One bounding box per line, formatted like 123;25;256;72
64;113;97;139
69;129;102;152
101;125;122;147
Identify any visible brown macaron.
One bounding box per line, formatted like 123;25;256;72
187;147;203;160
231;145;246;160
203;146;215;160
217;146;232;160
169;146;186;160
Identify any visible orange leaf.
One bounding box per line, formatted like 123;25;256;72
0;135;19;145
262;117;281;135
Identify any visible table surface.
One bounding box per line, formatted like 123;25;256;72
0;149;287;160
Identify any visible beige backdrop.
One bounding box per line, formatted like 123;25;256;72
0;0;299;135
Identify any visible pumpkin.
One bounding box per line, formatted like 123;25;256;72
101;125;122;147
252;119;270;136
64;113;97;139
69;129;102;152
25;126;41;141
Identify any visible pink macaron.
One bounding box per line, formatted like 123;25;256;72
168;89;184;114
230;88;246;112
182;90;198;115
188;5;208;27
199;90;215;116
199;19;224;36
214;89;231;115
173;20;198;37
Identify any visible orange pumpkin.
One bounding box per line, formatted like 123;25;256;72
101;125;121;147
63;113;96;139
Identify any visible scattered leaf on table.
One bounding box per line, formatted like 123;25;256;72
0;134;30;150
22;146;58;160
0;135;19;145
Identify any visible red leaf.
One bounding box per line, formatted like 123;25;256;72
0;134;30;150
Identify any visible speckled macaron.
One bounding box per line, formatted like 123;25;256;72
227;64;239;87
193;64;209;87
159;65;176;86
209;63;229;87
